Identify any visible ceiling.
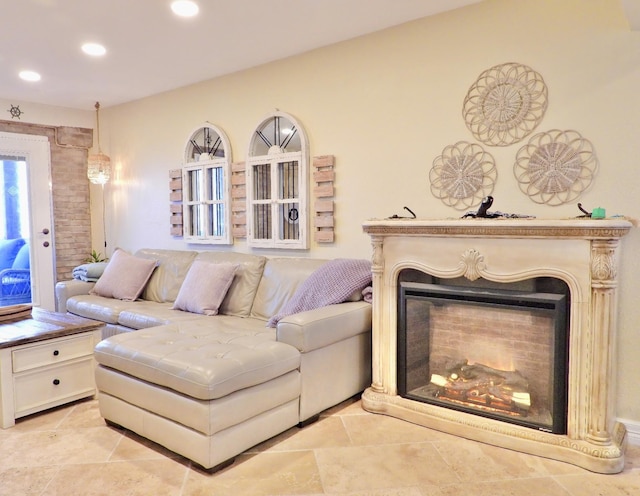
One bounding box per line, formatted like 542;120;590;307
0;0;482;111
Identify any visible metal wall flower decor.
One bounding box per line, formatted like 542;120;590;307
513;129;598;205
463;62;548;147
429;141;497;210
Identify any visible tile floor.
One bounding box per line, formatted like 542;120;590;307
0;396;639;495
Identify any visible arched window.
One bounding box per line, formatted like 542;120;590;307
246;111;308;249
182;123;232;244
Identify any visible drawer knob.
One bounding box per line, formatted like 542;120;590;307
53;350;59;356
53;379;60;386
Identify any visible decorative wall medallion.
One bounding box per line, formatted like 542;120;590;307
463;62;548;146
429;141;497;210
513;129;598;205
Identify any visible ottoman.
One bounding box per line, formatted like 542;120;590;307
93;317;301;469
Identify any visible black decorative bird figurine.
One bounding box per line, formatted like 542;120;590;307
463;196;498;218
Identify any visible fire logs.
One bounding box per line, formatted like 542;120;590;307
430;360;531;415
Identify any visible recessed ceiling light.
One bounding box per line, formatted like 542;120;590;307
19;70;41;82
82;43;107;56
171;1;199;17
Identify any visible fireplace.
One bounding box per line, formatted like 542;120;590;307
361;218;632;474
397;277;569;434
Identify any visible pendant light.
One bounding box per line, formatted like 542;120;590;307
87;101;111;185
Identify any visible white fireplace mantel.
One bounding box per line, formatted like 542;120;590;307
361;217;633;474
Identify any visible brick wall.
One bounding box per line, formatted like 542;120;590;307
0;120;93;282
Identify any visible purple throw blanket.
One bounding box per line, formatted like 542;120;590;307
267;258;372;327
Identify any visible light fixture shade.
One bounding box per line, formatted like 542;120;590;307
87;152;111;185
88;101;111;185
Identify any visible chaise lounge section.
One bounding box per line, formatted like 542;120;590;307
56;249;372;469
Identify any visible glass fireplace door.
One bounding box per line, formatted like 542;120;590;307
397;281;569;434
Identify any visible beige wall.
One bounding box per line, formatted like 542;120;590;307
0;99;92;128
5;0;640;422
101;0;640;422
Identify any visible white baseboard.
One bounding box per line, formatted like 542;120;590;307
619;418;640;445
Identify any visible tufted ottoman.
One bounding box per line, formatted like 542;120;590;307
93;317;301;470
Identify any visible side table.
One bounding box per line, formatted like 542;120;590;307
0;307;103;428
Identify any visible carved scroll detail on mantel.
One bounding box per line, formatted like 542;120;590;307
460;249;486;281
370;236;384;274
591;240;618;284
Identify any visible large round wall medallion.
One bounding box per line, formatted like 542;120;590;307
513;129;598;205
429;141;497;210
463;62;548;147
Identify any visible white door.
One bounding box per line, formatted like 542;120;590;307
0;132;55;310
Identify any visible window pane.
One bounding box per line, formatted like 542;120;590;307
250;116;301;156
278;161;298;200
188;205;205;237
252;163;271;200
206;166;224;201
208;203;224;237
253;204;271;240
0;159;30;239
187;169;201;202
278;202;300;240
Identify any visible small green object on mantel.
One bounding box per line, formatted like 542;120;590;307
591;207;606;219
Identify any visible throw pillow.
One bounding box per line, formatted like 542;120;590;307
172;260;238;316
0;238;25;270
12;243;30;270
90;249;158;301
267;258;372;327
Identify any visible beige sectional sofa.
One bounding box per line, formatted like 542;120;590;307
55;248;372;470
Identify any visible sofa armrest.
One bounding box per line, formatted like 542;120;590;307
276;301;371;353
55;279;96;313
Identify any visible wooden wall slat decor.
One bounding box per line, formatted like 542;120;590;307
169;169;183;237
313;155;335;243
231;161;247;238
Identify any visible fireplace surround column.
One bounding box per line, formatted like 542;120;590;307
370;235;385;393
587;239;620;445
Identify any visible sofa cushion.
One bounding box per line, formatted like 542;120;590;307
94;319;301;400
91;249;158;301
67;294;142;324
172;260;238;316
117;302;207;329
194;251;266;317
136;248;199;303
267;259;372;327
0;238;25;270
250;258;327;321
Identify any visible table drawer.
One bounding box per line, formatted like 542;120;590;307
12;333;95;373
13;358;96;416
